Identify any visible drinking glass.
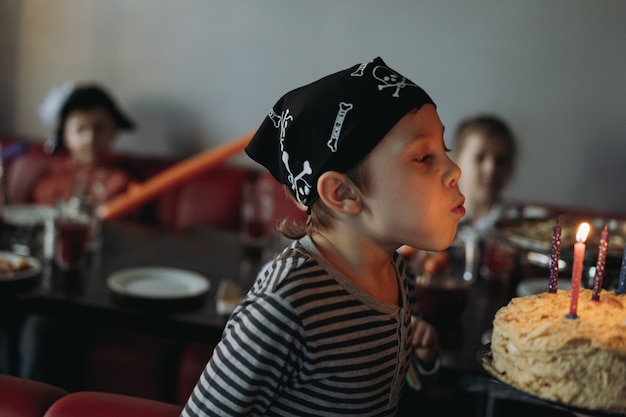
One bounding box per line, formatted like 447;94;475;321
239;174;276;282
240;175;276;247
55;199;92;270
480;231;519;282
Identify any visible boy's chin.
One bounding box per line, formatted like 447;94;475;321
437;232;459;251
407;228;459;252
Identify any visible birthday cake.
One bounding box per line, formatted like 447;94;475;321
489;288;626;413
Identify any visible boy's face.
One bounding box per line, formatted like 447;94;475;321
358;104;465;252
454;132;513;209
63;107;119;165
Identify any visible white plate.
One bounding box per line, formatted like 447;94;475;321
0;251;43;282
516;277;571;296
107;267;210;300
4;204;57;226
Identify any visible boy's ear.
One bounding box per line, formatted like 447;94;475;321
317;171;362;214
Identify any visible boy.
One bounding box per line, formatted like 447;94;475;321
11;83;137;205
182;57;465;416
452;114;517;235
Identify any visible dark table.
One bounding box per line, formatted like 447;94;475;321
1;221;257;344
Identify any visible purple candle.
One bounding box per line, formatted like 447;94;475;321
548;220;561;294
591;225;609;301
616;243;626;295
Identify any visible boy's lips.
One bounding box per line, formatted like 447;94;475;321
452;196;466;217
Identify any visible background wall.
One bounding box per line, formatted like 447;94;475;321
1;0;625;214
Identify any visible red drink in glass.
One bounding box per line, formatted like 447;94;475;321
56;221;90;269
244;220;267;240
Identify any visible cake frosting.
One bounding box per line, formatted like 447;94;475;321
489;288;626;413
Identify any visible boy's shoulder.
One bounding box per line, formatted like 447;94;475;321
262;238;323;285
249;237;340;297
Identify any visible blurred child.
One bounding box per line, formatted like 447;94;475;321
15;82;138;389
452;114;517;237
182;57;465;416
9;82;137;207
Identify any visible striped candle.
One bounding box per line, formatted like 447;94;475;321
591;225;609;301
548;219;561;294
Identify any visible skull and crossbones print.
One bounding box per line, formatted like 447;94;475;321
372;65;418;98
269;108;314;204
269;60;418;206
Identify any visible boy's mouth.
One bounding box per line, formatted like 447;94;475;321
453;196;466;217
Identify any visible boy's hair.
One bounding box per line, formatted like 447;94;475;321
246;57;434;233
278;163;369;239
453;114;518;171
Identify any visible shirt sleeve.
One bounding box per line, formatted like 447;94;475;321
406;351;441;392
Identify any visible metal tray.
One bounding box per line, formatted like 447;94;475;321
497;216;626;258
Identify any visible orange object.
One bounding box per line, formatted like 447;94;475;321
99;130;254;221
397;245;417;258
423;251;450;275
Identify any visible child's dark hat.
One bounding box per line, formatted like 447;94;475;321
245;57;435;207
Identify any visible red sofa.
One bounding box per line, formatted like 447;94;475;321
0;373;182;417
2;138;306;231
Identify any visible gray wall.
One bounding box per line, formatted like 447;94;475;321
1;0;625;214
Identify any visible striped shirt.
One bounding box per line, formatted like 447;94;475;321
181;236;414;417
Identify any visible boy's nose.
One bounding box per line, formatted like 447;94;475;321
482;158;496;177
446;159;462;187
81;129;95;144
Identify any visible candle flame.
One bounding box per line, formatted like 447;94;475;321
576;222;590;242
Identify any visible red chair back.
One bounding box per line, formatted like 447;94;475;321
0;374;67;417
43;391;182;417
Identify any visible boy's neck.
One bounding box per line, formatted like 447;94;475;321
310;228;399;305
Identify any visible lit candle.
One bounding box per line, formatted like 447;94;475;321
567;222;590;319
617;243;626;295
548;219;562;293
591;225;609;301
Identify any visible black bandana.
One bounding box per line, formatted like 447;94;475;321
245;57;435;207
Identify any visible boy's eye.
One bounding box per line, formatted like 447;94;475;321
414;154;432;163
444;146;452;153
